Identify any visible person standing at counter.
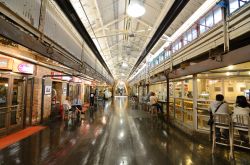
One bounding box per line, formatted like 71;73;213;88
149;92;163;114
209;94;229;139
232;95;250;143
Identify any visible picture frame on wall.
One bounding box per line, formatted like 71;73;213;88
45;86;52;95
214;87;221;92
228;87;234;92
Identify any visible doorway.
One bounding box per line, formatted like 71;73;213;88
51;81;62;120
0;74;32;136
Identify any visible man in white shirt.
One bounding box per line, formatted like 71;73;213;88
209;94;229;139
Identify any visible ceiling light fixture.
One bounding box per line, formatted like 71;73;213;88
122;62;128;67
127;0;145;18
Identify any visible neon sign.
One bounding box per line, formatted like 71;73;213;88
17;63;34;74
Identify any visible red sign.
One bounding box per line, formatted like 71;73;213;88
51;72;62;79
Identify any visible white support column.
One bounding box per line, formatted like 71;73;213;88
193;74;198;130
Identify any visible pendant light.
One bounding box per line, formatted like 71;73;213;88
127;0;146;18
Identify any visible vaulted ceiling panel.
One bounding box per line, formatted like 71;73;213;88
69;0;208;81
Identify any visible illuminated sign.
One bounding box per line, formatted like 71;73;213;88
73;77;82;83
17;63;34;74
0;56;13;70
62;76;72;81
51;72;62;79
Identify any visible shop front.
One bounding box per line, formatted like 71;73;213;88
0;55;35;136
50;72;73;120
146;61;250;134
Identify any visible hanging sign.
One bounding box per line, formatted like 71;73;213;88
51;72;62;79
0;56;13;70
62;76;72;81
12;58;34;74
72;77;82;83
17;63;34;74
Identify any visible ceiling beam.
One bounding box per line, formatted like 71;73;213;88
129;0;189;77
94;15;127;33
93;0;113;62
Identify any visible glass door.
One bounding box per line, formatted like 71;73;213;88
25;78;34;126
0;74;26;135
9;77;25;129
0;77;9;135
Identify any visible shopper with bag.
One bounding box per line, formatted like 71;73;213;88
208;94;229;140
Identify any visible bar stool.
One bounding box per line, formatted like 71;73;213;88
231;114;250;152
149;105;157;114
212;114;231;155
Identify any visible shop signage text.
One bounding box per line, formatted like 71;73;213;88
17;63;34;74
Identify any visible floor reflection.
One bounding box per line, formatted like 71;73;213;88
0;97;250;165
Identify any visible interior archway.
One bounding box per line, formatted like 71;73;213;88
114;81;128;96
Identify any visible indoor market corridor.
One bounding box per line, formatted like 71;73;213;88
0;97;250;165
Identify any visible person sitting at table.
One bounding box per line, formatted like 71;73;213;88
73;95;82;110
232;95;250;143
149;92;163;114
63;96;72;111
209;94;229;139
63;96;72;119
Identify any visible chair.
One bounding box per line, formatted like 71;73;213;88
231;114;250;150
212;114;231;154
63;104;72;120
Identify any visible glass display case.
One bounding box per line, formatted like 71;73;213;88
197;100;211;130
183;99;193;126
169;97;175;119
174;98;183;122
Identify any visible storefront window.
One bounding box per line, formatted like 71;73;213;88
11;78;24;125
174;82;182;98
175;98;183;122
183;79;193;99
224;78;250;103
12;79;24;105
197;79;223;100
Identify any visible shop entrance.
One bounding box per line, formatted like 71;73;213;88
0;73;32;136
51;81;63;120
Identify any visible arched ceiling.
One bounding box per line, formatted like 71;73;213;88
69;0;206;81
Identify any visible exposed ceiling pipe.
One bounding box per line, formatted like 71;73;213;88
54;0;113;79
129;0;189;77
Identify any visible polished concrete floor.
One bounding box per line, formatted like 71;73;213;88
0;97;250;165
